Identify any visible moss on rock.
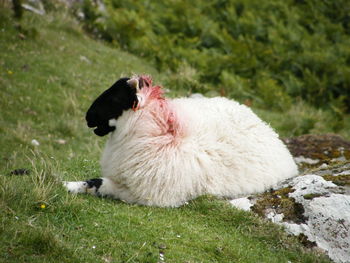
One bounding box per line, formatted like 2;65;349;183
303;193;324;200
283;134;350;163
251;187;306;223
306;161;350;187
323;174;350;186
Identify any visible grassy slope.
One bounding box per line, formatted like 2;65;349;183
0;6;330;263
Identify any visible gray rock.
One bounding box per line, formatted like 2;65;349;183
230;197;253;211
230;134;350;262
286;175;350;262
303;194;350;263
288;174;337;203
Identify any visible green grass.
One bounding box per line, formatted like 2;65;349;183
0;5;331;263
256;101;350;139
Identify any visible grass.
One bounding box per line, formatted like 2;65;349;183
256;102;350;140
0;5;332;263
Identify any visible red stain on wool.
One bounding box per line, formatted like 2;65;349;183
138;76;184;140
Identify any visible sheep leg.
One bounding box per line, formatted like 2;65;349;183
63;178;121;198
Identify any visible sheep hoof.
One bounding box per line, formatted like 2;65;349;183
63;181;88;194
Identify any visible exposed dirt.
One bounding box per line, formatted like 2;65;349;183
283;134;350;167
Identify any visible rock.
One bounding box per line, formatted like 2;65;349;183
158;244;167;250
56;139;67;145
293;156;320;166
266;211;284;223
303;194;350;263
232;134;350;263
79;55;91;64
248;166;350;263
286;175;350;262
31;139;40;146
288;175;337;203
305;163;350;195
282;222;310;237
283;134;350;169
230;197;253;211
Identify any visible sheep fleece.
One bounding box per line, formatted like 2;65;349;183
97;85;298;207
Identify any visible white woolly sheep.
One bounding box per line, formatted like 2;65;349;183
64;75;298;207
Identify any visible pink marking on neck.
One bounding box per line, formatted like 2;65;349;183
138;75;184;140
139;75;164;100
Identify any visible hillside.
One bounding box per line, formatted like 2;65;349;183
0;2;337;263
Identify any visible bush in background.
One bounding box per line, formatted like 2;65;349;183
78;0;350;116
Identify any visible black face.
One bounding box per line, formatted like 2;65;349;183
85;77;138;136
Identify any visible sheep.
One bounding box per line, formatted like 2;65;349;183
64;75;298;207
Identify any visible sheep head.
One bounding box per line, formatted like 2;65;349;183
86;77;140;136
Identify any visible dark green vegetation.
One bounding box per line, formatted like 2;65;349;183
81;0;350;117
0;1;341;262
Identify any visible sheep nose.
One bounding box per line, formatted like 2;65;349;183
86;110;98;127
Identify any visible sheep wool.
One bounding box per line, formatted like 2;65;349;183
65;76;298;207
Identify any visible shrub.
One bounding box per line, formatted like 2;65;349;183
78;0;350;113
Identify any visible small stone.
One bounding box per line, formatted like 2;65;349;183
158;244;167;250
159;252;165;261
294;156;319;165
31;139;40;146
266;211;284;223
18;33;25;39
80;55;91;64
56;139;67;144
230;197;253;211
319;163;328;169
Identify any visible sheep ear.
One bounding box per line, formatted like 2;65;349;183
85;77;137;136
127;78;139;91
